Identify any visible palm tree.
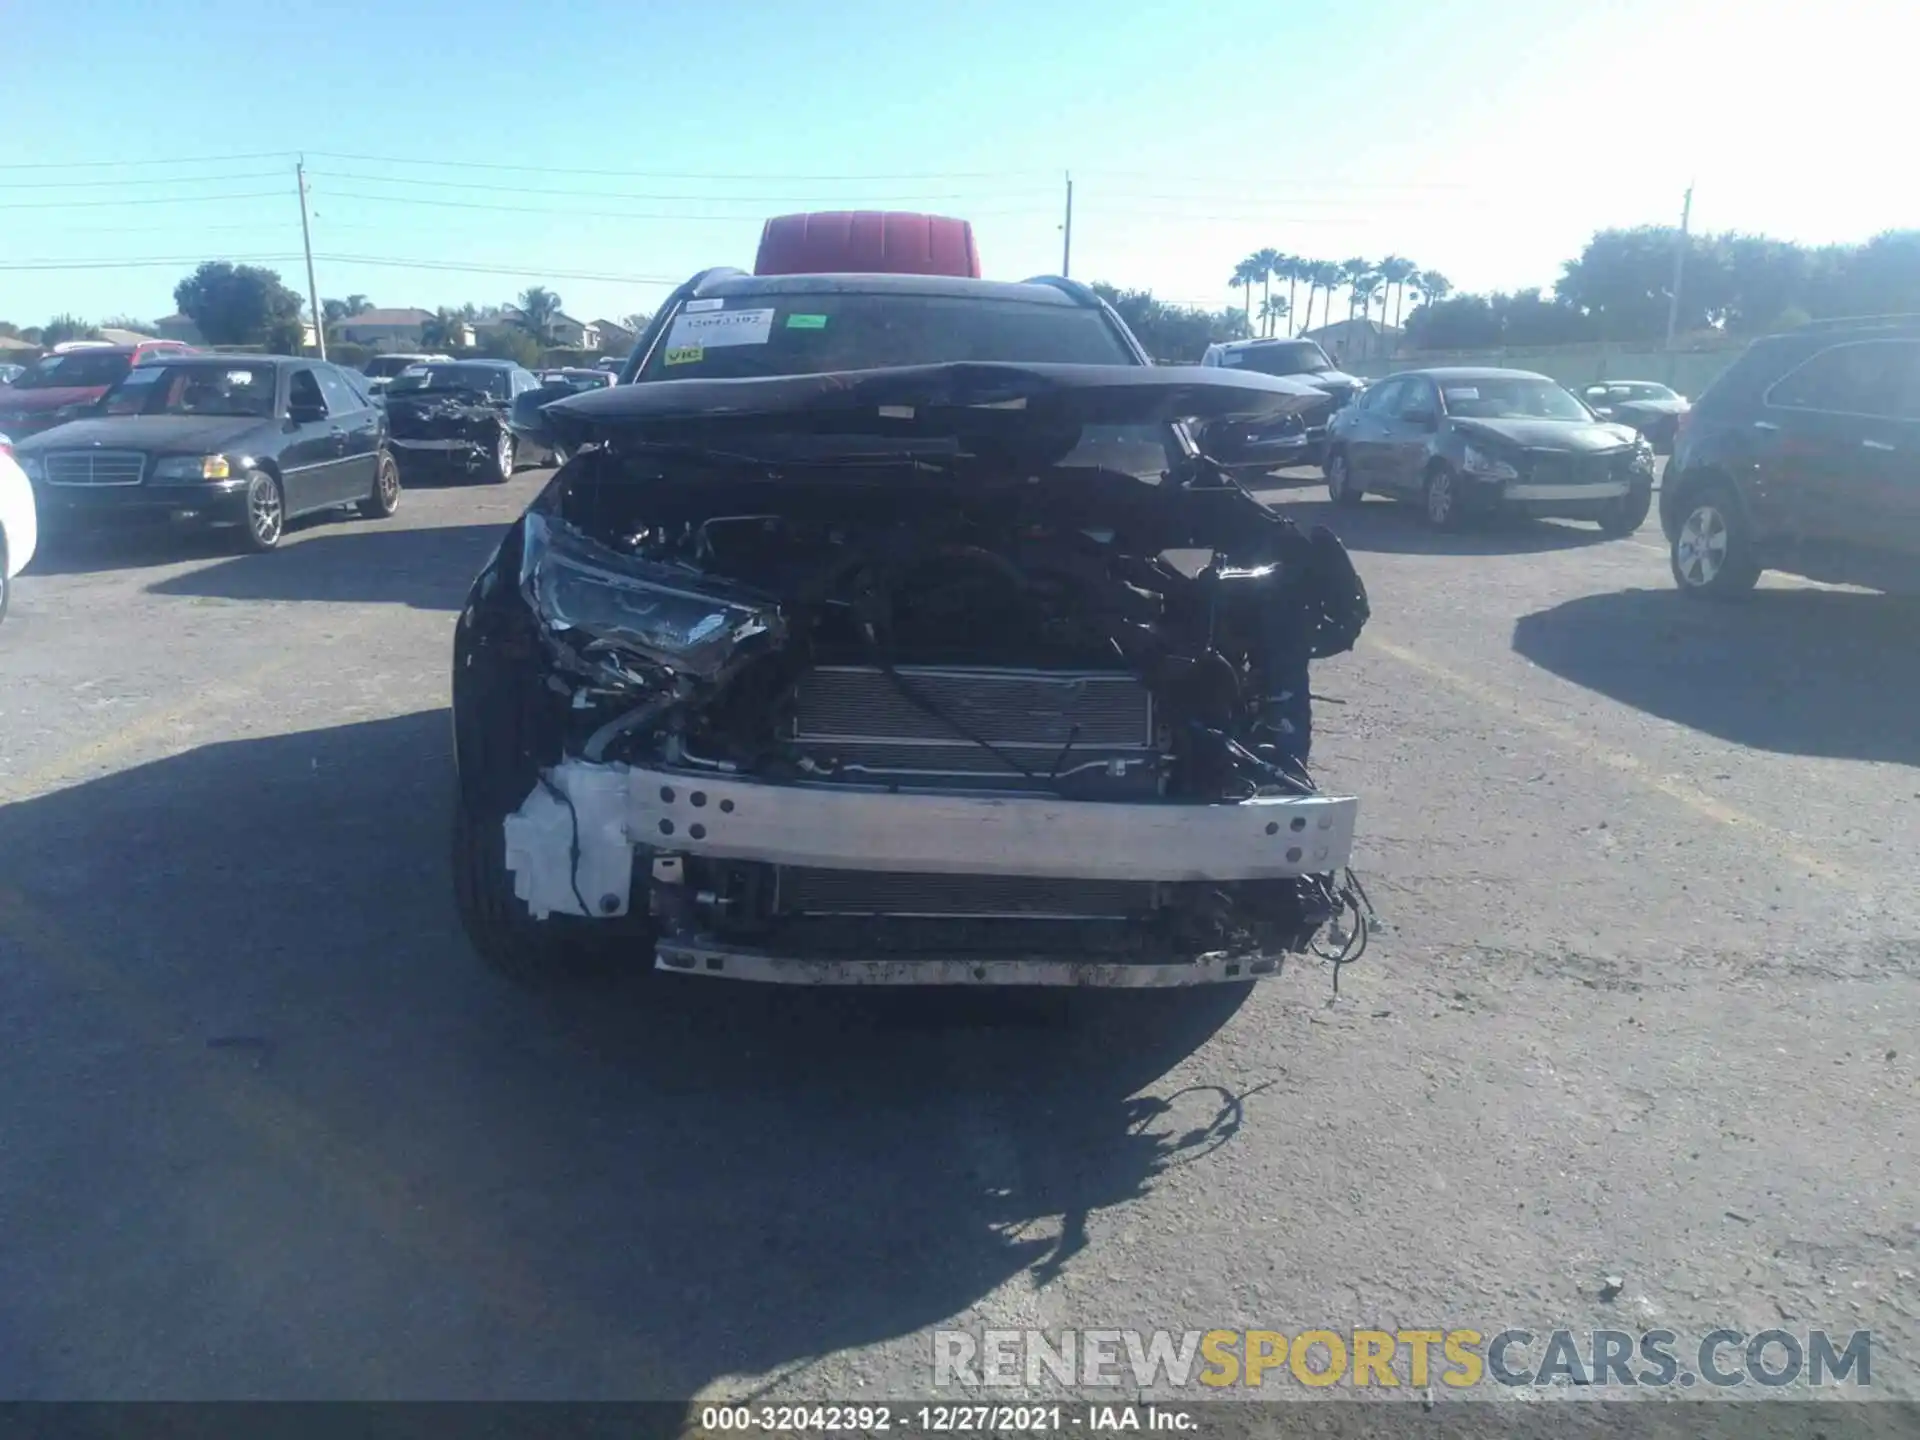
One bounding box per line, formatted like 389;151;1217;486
420;307;467;352
1277;254;1302;326
1258;294;1290;337
1308;260;1345;337
1339;258;1372;329
516;286;564;342
1251;248;1283;332
1417;270;1453;308
1229;260;1259;329
1349;275;1381;358
1377;255;1417;336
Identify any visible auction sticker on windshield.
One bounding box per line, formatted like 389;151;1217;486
665;307;775;350
664;347;705;367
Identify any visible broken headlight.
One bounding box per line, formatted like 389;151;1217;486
519;511;782;680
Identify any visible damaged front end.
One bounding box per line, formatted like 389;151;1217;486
454;362;1374;987
387;389;507;472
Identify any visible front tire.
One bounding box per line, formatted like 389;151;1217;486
1670;484;1761;598
489;430;516;484
1597;481;1653;538
1326;450;1363;507
359;451;401;519
1423;466;1462;529
238;469;285;552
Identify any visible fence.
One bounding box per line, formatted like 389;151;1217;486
1340;337;1750;398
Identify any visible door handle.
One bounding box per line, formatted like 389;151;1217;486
1862;438;1895;452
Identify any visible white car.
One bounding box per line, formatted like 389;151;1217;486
0;431;38;625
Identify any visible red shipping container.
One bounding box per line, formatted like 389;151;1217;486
754;211;981;278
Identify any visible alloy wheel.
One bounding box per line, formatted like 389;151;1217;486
1425;470;1454;526
1327;455;1349;503
249;475;284;547
496;432;515;480
1675;504;1728;588
377;457;400;511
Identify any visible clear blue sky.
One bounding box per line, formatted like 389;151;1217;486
3;0;1909;330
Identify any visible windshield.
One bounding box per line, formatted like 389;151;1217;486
1218;342;1333;377
388;364;509;399
13;350;132;390
1440;377;1592;421
638;293;1132;381
100;363;277;419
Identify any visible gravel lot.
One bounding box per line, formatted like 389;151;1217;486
2;463;1916;1405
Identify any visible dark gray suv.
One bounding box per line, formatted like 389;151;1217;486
1660;317;1920;598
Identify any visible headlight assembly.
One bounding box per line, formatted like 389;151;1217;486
519;511;783;680
1461;444;1518;480
152;455;232;481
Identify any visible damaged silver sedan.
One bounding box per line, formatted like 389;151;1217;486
452;313;1371;988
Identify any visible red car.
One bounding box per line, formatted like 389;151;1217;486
0;341;195;439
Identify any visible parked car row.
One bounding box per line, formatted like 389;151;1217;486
1316;312;1919;601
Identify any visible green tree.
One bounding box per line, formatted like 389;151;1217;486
345;295;373;316
1093;283;1249;362
1417;270;1453;307
322;298;351;327
0;321;19;339
41;315;101;346
516;286;564;342
481;326;541;368
620;311;652;334
420;308;468;351
1258;294;1290;337
173;262;305;347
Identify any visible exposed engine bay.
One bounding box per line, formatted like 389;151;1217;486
464;362;1375;986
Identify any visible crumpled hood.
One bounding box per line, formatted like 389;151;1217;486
12;413;272;456
541;361;1330;449
1449;416;1639;452
0;385;104;417
1299;368;1365;393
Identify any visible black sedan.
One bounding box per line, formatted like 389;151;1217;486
1323;367;1655;535
383;360;560;483
13;355;397;552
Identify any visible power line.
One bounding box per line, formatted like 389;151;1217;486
312;255;685;285
0;255;305;271
0;189;286;211
304;167;1055;204
305;150;1044;181
0;169;289;191
0;151;293;171
309;187;1051;221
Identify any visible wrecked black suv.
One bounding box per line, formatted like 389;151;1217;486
451;269;1373;988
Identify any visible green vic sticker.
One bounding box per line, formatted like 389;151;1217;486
785;313;829;329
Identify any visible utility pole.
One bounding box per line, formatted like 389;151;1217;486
1061;172;1073;278
1664;182;1693;352
296;158;326;359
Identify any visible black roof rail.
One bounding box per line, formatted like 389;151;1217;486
1793;312;1920;331
1021;275;1102;307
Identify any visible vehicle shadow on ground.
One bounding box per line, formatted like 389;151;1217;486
144;523;513;611
1263;495;1618;556
1512;586;1920;766
0;708;1250;1400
